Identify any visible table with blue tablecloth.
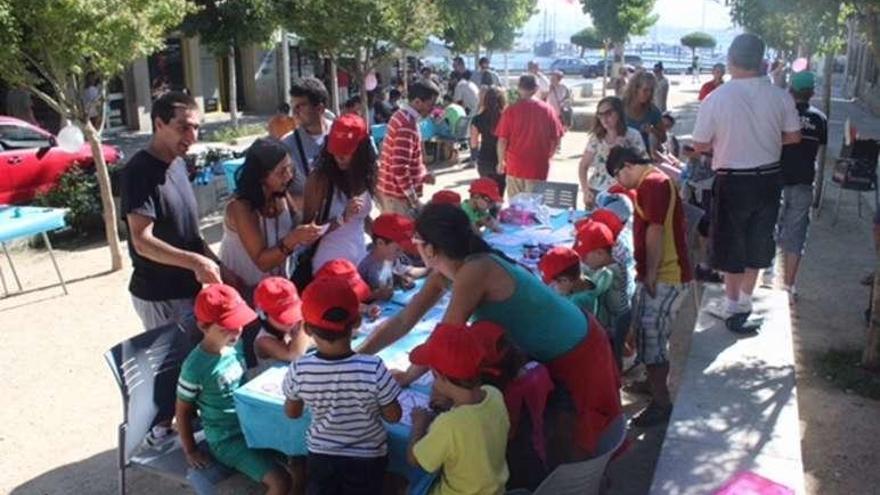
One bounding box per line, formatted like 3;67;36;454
233;208;588;486
0;205;69;296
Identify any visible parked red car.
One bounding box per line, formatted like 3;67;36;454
0;116;121;204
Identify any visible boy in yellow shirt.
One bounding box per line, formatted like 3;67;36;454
407;323;510;495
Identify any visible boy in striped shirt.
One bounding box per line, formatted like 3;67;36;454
283;277;402;494
376;80;440;216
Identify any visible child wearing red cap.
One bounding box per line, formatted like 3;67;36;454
431;189;462;206
176;284;291;494
574;219;632;370
250;277;310;377
283;277;402;494
358;213;421;301
407;323;510;495
462;178;503;233
537;246;605;320
314;258;382;320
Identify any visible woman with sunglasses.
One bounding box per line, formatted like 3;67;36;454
359;203;621;462
578;96;646;208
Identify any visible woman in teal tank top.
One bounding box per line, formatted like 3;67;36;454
360;203;621;457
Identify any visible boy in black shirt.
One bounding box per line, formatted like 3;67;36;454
778;71;827;298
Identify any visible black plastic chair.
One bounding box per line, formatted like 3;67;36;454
533;181;580;209
104;319;232;494
818;138;880;223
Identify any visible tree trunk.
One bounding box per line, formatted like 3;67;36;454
280;31;291;105
602;41;609;98
329;58;341;117
864;257;880;368
83;122;123;271
814;49;835;208
227;46;239;128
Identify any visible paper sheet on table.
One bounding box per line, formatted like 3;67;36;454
398;389;430;426
485;225;575;248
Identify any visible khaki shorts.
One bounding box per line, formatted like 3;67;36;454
506;177;542;200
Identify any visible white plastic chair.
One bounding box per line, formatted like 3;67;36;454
507;413;627;495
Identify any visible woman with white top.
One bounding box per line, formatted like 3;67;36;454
578;96;646;208
303;113;377;273
219;138;322;300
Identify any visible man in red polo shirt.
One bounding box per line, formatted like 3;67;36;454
495;74;565;199
606;145;692;427
377;80;440;216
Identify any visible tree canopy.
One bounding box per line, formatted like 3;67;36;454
570;27;604;56
182;0;279;56
680;32;717;51
437;0;537;53
580;0;658;44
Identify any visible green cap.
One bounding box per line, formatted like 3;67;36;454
790;71;815;91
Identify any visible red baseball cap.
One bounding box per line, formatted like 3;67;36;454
327;113;368;157
302;276;360;332
373;213;415;245
254;277;302;327
314;258;371;302
469;321;506;369
589;209;623;238
194;284;257;329
410;323;486;381
469;177;502;203
431;189;462;206
573;220;615;258
538;246;581;284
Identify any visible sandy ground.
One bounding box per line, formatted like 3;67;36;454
1;75;877;494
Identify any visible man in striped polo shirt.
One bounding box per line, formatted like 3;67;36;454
283;277;402;494
376;80;440;216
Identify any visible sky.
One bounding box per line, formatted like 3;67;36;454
519;0;738;45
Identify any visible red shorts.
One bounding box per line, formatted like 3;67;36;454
545;313;622;454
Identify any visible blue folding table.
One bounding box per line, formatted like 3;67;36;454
0;205;69;297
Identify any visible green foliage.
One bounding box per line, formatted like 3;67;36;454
680;32;717;51
726;0;845;56
277;0;438;75
571;27;604;56
437;0;537;53
182;0;279;57
580;0;658;44
207;123;266;144
34;167;103;235
1;0;191;122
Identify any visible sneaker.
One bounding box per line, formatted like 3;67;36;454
144;425;175;449
726;313;760;335
762;268;775;287
623;380;651;395
695;265;723;283
631;402;673;428
705;298;737;320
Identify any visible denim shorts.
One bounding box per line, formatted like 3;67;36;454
776;184;813;255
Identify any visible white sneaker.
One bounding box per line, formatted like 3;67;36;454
144;425;175;449
705;298;734;320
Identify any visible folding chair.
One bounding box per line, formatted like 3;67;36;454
817;138;880;223
506;413;627;495
104;320;232;495
533;181;579;209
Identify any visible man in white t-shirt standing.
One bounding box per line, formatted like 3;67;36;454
692;33;801;333
452;70;480;115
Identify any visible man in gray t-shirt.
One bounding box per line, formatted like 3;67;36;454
282;77;333;208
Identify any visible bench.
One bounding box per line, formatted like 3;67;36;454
649;285;806;494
